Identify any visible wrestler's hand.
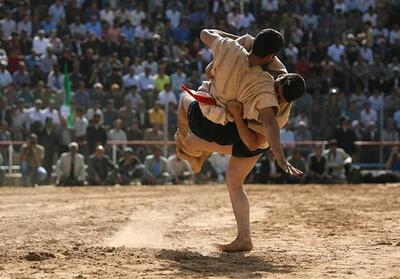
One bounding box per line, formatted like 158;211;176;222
226;101;243;119
276;157;303;176
205;61;214;80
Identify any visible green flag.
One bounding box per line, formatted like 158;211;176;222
63;64;73;128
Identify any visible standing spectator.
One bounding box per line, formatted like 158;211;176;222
55;142;87;186
323;139;350;183
86;113;107;155
20;134;47;186
108;118;127;146
144;146;170;185
87;145;117;185
39;117;59;183
333;116;357;156
167;153;193;184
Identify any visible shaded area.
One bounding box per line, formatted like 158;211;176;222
156;249;293;278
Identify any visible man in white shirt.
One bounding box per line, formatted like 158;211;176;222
108;118;127;143
389;24;400;45
69;16;86;36
158;83;177;106
28;99;45;126
73;107;89;142
33;30;50;56
261;0;279;12
362;7;378;26
130;4;146;27
359;40;373;64
135;20;152;40
99;4;115;25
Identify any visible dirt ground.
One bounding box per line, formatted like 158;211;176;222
0;184;399;279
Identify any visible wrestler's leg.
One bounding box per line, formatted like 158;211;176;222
216;154;261;253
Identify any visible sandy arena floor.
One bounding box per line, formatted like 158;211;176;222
0;184;400;279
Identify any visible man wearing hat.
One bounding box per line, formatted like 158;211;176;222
117;147;148;185
55;142;86;186
20;134;47;186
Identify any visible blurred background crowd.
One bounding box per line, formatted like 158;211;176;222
0;0;399;186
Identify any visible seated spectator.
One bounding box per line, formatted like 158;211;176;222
126;120;143;140
167;153;193;184
20;134;47;186
87;145;117;185
386;147;400;174
306;145;328;183
148;101;165;126
86;113;107;155
0;152;4;186
323;139;351;183
124;85;143;110
158;83;177;106
144;124;164;141
144;146;170;185
103;99;118;128
55;142;86;186
118;100;137;128
361;121;380;163
209;152;229;183
117;147;149;185
286;149;307;183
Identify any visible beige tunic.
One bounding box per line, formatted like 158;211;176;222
198;37;291;148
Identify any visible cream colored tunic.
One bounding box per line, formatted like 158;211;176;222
198;37;291;148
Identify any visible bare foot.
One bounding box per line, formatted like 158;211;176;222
214;238;253;253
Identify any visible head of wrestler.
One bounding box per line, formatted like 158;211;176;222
250;29;284;65
274;73;306;103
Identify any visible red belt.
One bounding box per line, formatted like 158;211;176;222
180;83;216;105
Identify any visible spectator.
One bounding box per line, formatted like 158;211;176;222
167;153;193;184
360;102;378;127
306;145;328;183
333;116;357;156
0;152;3;186
386;147;400;175
127;121;144;140
323;139;351;183
55;142;87;186
20;134;47;186
32;30;50;56
148;102;165;126
286;149;307;183
73;81;90;110
144;124;164;141
154;66;170;92
394;108;400;130
13;61;31;88
86;113;107;155
48;0;65;25
108;118;127;146
209;152;229;183
0;61;12;88
144;146;170;185
117;147;148;185
0;97;12;128
124;85;143;110
137;66;155;92
158;83;177;106
361;122;380;163
42;100;60;126
38;117;59;183
171;65;187;94
87;145;117;185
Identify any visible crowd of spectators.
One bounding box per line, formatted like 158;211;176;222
0;0;400;186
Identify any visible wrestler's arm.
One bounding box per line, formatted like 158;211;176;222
259;107;303;176
227;101;265;151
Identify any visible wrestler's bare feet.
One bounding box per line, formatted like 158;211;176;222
215;237;253;253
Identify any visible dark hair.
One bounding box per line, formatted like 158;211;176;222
281;73;306;102
252;29;284;57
